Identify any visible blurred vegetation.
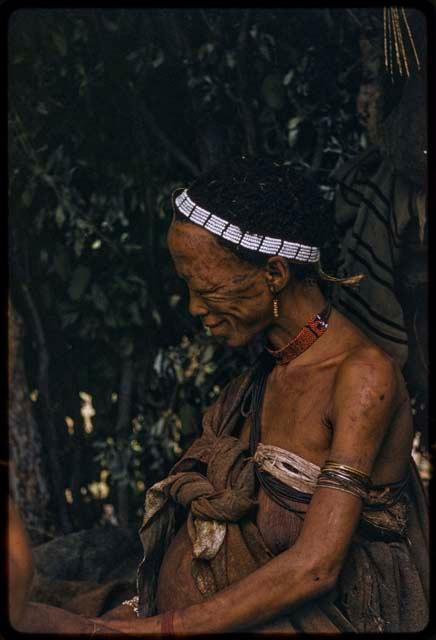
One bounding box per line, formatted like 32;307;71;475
9;8;425;540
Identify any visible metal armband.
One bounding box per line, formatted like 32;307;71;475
317;460;370;500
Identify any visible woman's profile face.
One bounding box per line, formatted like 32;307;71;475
168;221;273;347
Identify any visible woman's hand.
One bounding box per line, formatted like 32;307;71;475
16;603;123;634
92;614;162;635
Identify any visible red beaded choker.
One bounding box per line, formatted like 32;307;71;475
266;303;332;365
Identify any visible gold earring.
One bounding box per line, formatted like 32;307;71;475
269;286;279;318
273;297;279;318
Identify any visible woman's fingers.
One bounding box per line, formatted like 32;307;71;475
16;603;123;634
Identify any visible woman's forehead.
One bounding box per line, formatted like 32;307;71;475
168;221;231;264
168;221;257;283
168;220;214;249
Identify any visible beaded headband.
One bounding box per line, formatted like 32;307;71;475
174;189;320;264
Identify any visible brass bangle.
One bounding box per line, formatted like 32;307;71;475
317;478;367;500
323;460;370;481
317;463;370;500
321;468;369;487
317;481;366;500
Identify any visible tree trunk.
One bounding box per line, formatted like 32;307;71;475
8;297;56;543
115;356;134;527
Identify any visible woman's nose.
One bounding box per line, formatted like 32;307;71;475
188;290;208;317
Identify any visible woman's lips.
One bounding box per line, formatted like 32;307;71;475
204;320;225;331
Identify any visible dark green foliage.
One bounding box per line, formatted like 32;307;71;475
9;8;369;533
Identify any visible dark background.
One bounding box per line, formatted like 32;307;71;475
8;8;429;543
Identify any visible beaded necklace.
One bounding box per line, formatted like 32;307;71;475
265;302;332;366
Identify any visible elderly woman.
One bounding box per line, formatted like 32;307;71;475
12;157;428;634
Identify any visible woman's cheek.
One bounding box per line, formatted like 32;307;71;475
225;305;266;331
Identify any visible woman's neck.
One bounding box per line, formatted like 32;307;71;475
265;284;327;350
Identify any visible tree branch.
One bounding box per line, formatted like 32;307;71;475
236;10;257;156
114;356;134;527
308;125;326;176
139;102;200;177
115;357;134;434
20;283;73;534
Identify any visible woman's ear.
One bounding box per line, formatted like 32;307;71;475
264;257;292;292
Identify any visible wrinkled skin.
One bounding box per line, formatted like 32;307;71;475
168;221;273;347
166;219;327;349
11;222;414;635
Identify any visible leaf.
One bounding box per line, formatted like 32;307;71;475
126;51;139;62
194;370;206;387
53;32;67;56
102;17;119;32
126;274;146;286
74;239;84;257
61;311;80;327
225;51;236;69
119;338;133;357
259;44;271;61
92;284;109;312
283;69;294;86
261;74;285;110
201;344;214;363
53;248;70;281
22;191;32;208
104;311;118;328
36;102;49;115
129;302;142;326
151;50;164;68
55;205;65;227
68;266;91;301
152;309;162;326
287;116;303;147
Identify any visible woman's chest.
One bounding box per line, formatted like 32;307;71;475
239;366;337;464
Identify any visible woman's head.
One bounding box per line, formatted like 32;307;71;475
167;156;334;346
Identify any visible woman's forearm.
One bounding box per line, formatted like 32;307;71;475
103;490;360;635
16;603;123;634
174;547;333;634
103;547;332;636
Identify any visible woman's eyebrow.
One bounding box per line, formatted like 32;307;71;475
194;284;221;294
177;273;220;292
231;274;250;284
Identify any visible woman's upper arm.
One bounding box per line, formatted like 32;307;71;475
328;346;399;475
288;348;399;582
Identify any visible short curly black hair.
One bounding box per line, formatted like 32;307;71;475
173;155;335;281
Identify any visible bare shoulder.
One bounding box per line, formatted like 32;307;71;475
332;343;406;421
339;343;399;380
327;342;412;482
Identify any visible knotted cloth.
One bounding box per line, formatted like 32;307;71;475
136;369;429;632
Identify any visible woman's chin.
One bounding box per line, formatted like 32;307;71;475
223;333;251;348
210;323;254;348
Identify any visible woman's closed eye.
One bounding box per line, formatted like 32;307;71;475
191;285;222;297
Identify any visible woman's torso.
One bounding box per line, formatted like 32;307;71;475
155;318;413;612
